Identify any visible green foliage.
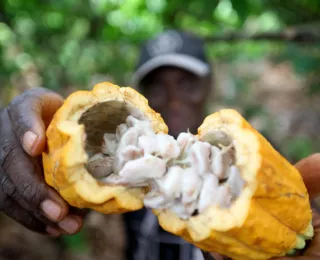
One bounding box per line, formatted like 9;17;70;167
0;0;319;89
263;0;320;25
284;137;319;162
276;45;320;75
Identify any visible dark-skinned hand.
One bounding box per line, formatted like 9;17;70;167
203;153;320;260
0;87;87;237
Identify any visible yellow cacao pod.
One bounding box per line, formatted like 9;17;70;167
42;82;313;260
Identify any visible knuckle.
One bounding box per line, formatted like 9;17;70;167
6;93;44;139
0;140;20;171
0;140;47;210
0;109;11;137
20;181;45;207
0;108;7;123
0;189;8;210
12;110;33;134
34;211;55;227
8;87;47;107
7;90;41;116
1;196;14;212
25;87;50;96
24;216;44;232
0;169;16;213
7;95;25;114
0;174;16;198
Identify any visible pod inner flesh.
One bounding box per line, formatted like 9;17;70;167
84;108;245;220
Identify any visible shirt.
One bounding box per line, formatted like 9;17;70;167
123;208;205;260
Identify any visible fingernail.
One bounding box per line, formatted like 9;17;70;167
46;226;61;237
58;217;80;234
23;131;38;153
41;200;62;221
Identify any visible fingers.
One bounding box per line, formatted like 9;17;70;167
0;165;56;234
0;182;81;237
57;215;83;235
209;252;227;260
0;160;82;235
0;167;56;228
0;112;82;235
45;190;83;234
3;153;83;234
294;153;320;200
1;196;47;234
0;129;68;220
202;251;216;260
7;87;63;156
69;207;91;218
202;251;231;260
0;163;57;233
0;91;84;237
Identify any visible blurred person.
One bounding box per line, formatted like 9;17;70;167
122;29;320;260
0;29;320;260
132;30;212;139
123;30;215;260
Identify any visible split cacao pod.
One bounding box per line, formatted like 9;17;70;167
42;82;313;260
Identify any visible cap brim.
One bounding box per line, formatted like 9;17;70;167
131;53;210;87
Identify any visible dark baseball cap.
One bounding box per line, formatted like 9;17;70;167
132;30;211;87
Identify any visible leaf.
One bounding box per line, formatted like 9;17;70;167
230;0;249;24
285;137;315;162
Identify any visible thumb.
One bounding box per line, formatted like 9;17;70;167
294;153;320;200
7;87;64;156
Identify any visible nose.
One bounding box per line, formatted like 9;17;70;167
168;98;182;111
167;85;183;107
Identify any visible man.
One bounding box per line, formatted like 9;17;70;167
123;30;214;260
133;30;212;139
117;30;320;260
0;29;320;260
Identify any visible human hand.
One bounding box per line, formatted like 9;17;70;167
0;88;87;237
202;251;231;260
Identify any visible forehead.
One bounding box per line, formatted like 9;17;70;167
143;66;199;83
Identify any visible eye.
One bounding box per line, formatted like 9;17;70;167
178;75;207;103
149;82;165;96
145;82;167;106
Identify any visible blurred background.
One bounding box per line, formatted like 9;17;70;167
0;0;319;259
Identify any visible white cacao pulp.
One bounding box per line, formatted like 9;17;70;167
87;116;245;220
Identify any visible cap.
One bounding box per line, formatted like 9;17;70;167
132;30;211;87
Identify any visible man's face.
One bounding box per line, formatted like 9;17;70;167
141;66;210;138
